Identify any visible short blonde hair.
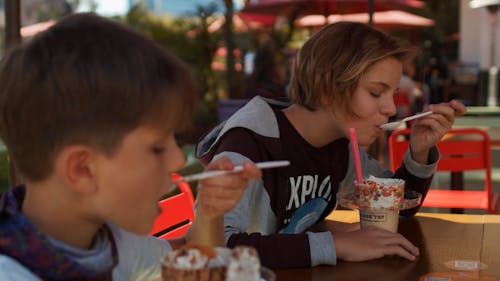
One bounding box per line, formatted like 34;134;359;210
288;22;418;112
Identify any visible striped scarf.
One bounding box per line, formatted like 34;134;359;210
0;186;118;281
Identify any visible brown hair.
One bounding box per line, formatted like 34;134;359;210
0;13;197;182
288;21;418;112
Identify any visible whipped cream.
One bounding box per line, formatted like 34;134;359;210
226;246;261;281
165;248;209;270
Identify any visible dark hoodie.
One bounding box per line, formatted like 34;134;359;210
196;96;437;269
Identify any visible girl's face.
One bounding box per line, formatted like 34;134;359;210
335;57;401;147
91;126;186;235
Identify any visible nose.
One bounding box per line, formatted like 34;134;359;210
381;96;397;117
168;142;186;173
173;144;186;171
163;141;186;195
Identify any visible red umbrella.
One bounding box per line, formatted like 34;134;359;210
296;10;434;29
208;13;276;33
241;0;425;24
238;12;278;25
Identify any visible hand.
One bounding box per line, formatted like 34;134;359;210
409;100;466;164
196;157;261;219
334;226;419;262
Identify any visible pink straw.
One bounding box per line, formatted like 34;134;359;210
349;128;363;184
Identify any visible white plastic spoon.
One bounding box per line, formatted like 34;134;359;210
173;160;290;185
380;111;433;131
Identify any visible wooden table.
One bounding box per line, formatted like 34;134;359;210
274;210;500;281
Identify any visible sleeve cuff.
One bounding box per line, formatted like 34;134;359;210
306;231;337;266
403;146;439;178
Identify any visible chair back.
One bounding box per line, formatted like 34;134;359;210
388;128;498;213
393;89;411;118
150;174;195;239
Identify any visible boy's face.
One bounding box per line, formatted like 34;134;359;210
92;126;185;235
335;57;402;147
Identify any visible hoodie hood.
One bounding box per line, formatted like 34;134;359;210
196;96;284;162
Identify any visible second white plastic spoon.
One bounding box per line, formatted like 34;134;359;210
173;160;290;185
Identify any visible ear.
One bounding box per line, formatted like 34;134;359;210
53;145;99;194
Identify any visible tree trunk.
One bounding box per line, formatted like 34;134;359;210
4;0;22;186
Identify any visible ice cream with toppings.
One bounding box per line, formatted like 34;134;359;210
355;176;404;210
226;246;261;281
162;243;224;281
162;244;266;281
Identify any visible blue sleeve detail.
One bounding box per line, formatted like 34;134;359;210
280;198;328;234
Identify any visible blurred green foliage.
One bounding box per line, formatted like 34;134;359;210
119;5;225;141
122;5;220;103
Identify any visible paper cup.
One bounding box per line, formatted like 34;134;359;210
355;176;405;233
359;208;400;232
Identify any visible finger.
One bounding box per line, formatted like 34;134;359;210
392;236;419;256
201;162;261;188
384;245;418;261
366;228;418;252
428;104;455;121
200;175;249;192
449;99;467;116
412;117;450;137
197;185;244;201
207;157;234;171
198;197;238;214
417;113;452;130
429;100;466;117
414;110;454;132
205;159;261;181
378;232;419;255
240;162;262;180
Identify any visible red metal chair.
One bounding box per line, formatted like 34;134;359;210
388;128;498;214
150;174;195;239
393;89;411;119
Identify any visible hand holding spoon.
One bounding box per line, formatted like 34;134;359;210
380;111;433;131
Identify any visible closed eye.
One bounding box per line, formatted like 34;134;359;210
151;147;165;154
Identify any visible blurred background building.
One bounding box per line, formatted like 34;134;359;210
460;0;500;106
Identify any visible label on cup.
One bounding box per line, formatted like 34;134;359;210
359;208;399;232
360;210;388;222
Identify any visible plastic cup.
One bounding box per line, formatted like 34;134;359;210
355;177;405;233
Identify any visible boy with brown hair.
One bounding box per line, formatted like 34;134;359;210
0;13;260;280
